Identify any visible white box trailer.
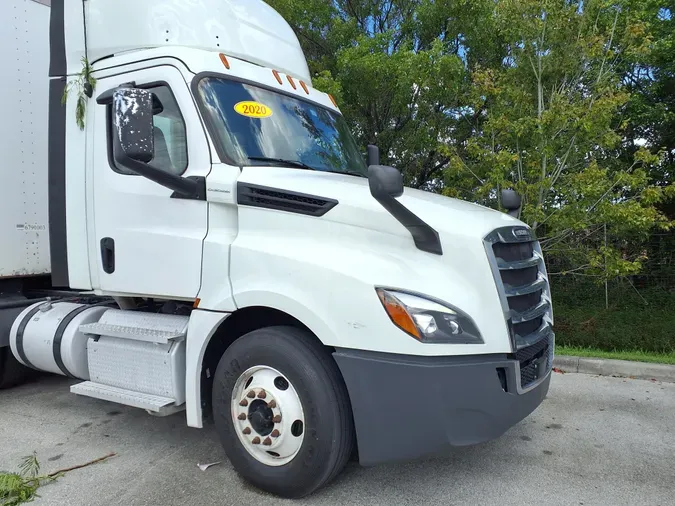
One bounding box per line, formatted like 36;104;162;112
0;0;51;279
0;0;554;498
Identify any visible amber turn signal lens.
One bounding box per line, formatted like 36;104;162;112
376;289;421;339
219;54;230;69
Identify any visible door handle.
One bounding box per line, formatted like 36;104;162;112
100;237;115;274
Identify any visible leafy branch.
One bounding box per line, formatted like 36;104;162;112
61;57;96;130
1;452;116;505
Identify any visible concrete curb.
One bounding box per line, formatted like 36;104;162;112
553;355;675;383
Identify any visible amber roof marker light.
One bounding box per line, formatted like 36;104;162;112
219;53;230;69
272;69;283;85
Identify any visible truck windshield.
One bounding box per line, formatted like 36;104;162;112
195;77;368;177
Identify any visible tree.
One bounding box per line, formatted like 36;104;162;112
268;0;674;280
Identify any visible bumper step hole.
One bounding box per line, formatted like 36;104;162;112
497;368;508;392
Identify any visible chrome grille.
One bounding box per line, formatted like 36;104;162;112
483;226;554;355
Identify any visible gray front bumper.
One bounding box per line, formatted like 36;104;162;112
333;349;550;466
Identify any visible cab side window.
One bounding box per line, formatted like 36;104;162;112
108;84;188;176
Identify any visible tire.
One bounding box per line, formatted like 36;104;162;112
212;326;354;498
0;347;32;389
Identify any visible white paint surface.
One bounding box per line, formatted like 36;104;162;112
62;0;311;83
0;0;51;277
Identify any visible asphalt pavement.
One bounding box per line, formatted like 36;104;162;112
1;372;673;506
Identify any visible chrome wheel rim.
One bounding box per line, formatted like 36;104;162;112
231;365;305;466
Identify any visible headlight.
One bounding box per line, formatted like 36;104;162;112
375;288;483;344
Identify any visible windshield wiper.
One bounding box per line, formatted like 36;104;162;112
248;156;366;178
247;156;317;171
338;169;367;178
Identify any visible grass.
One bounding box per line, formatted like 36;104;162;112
555;344;675;365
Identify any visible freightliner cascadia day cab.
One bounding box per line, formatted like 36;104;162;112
0;0;554;497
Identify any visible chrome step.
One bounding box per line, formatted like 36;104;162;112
79;322;185;344
78;309;189;344
70;381;184;414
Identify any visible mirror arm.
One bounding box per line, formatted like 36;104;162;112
374;192;443;255
112;139;205;200
367;144;380;166
368;165;442;255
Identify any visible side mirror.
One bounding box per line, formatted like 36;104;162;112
98;84;204;200
501;189;522;218
367;144;380;167
368;165;404;199
112;88;154;164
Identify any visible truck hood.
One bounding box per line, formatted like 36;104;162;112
233;166;521;356
237;167;523;243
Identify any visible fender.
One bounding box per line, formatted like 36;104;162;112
185;293;335;428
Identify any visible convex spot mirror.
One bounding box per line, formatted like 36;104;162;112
368;165;404;199
501;189;522;218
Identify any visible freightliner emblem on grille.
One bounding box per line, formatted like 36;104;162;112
512;228;532;240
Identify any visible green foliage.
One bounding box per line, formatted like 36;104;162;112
0;453;58;506
62;57;96;130
269;0;675;280
552;279;675;353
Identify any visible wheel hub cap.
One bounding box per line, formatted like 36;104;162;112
231;366;305;466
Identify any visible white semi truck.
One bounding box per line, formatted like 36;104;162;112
1;0;554;497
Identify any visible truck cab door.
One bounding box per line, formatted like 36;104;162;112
90;65;211;300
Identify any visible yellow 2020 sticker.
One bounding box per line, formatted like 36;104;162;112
234;101;273;118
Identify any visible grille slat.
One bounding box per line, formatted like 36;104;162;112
507;290;542;312
512;300;550;324
513;317;543;338
504;277;547;297
500;265;538;287
497;254;541;270
492;241;533;262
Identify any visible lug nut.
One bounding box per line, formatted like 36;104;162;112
271;429;280;438
263;437;272;446
267;400;277;409
242;427;251;435
273;414;282;423
238;413;247;420
246;390;256;398
239;399;248;407
251;437;261;445
257;390;267;399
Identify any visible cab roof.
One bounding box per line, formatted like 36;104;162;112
52;0;311;84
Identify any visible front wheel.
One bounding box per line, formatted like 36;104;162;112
212;326;354;498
